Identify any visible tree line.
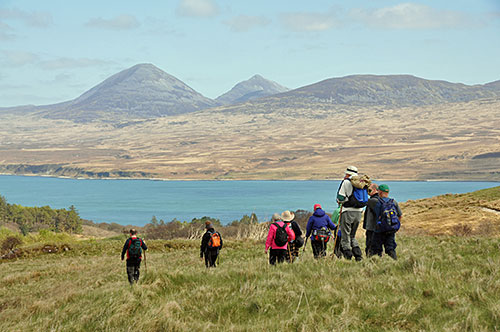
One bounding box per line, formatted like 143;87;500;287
0;195;82;235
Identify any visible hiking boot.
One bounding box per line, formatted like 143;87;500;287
352;247;363;261
387;250;397;260
342;249;353;260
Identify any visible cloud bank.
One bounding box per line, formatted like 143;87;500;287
224;15;270;32
177;0;219;18
0;8;52;27
280;11;339;32
85;15;140;30
350;3;475;29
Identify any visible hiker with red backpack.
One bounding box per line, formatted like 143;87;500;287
305;204;337;258
265;213;295;265
200;221;223;268
121;229;148;285
371;184;402;260
337;166;367;261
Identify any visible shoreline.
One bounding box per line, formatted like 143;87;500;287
1;172;499;183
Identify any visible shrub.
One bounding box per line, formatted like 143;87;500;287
1;236;22;254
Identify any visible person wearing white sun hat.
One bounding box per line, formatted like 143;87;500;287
281;210;303;262
336;166;365;261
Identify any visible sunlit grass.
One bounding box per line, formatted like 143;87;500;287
1;235;499;331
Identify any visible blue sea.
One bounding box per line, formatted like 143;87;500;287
0;175;497;226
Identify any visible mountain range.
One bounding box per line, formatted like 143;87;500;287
2;63;500;122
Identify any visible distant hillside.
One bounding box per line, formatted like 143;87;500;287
1;67;499;123
35;63;218;122
216;74;289;105
260;74;500;107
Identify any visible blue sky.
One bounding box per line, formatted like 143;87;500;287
0;0;499;107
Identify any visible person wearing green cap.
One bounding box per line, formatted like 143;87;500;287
372;184;403;260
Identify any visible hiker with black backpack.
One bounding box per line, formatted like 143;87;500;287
337;166;367;261
265;213;295;265
281;210;304;263
121;229;148;285
200;221;223;268
305;204;337;259
371;184;402;260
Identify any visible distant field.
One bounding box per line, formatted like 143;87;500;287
1;234;499;331
1;98;499;181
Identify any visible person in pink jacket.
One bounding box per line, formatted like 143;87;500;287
265;213;295;265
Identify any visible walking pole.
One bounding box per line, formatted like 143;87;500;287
331;205;343;259
303;237;308;252
143;250;147;273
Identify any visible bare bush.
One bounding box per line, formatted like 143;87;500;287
451;223;472;236
1;236;22;253
144;209;315;241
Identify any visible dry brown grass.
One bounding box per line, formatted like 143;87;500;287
1;98;499;180
400;188;500;236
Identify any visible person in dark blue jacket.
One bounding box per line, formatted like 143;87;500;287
372;184;403;260
305;204;337;258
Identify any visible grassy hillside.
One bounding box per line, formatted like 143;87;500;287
401;186;500;236
1;234;499;331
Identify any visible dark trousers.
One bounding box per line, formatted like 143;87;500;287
269;248;287;265
204;249;219;268
311;240;328;258
372;232;397;259
126;259;141;285
365;230;375;256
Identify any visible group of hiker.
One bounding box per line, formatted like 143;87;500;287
262;166;402;265
121;165;403;283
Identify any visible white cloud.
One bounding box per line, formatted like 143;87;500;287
0;8;52;27
85;15;140;30
177;0;219;18
350;3;475;29
40;57;114;70
1;50;39;66
0;21;15;40
280;11;339;32
223;15;270;32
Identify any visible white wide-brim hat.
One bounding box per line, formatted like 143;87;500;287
345;165;358;176
281;210;295;222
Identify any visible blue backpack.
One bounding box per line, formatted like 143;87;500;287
340;179;368;208
376;198;401;233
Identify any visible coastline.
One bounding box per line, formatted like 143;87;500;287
1;172;499;183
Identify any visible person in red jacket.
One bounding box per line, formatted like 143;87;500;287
121;229;148;285
265;213;295;265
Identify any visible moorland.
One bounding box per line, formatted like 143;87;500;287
1;98;499;181
1;186;500;331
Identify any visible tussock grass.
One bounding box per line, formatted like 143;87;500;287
1;236;499;331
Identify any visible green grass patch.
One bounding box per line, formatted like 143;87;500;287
1;235;499;331
468;186;500;201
